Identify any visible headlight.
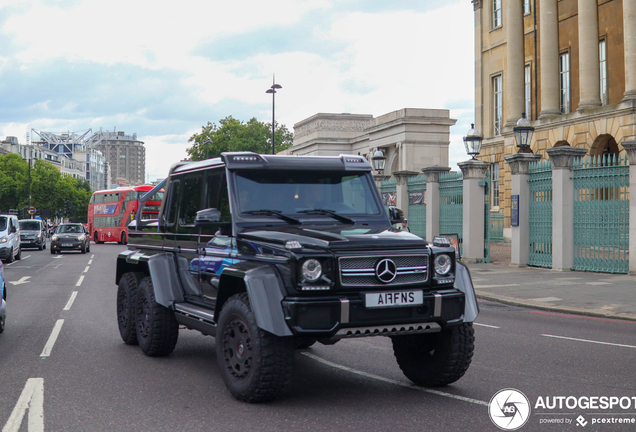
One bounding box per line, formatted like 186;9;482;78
434;254;452;275
52;235;58;241
0;237;6;243
77;235;85;241
301;259;322;282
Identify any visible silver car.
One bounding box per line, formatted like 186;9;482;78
19;219;46;250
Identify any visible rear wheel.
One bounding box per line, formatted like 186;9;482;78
117;272;141;345
217;293;294;402
135;277;179;356
391;323;475;387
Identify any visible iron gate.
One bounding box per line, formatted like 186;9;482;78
380;177;397;215
407;175;427;239
572;154;629;273
439;171;463;253
528;159;553;268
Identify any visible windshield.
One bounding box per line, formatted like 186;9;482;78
137;191;164;202
235;170;381;216
19;221;41;231
58;225;83;234
0;217;6;231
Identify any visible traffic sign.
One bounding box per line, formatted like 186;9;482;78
28;206;36;215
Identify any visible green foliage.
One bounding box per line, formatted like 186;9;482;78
0;154;91;220
186;116;294;161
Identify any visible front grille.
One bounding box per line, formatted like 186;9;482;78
339;254;428;287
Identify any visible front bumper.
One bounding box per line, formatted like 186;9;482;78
51;241;83;251
282;288;465;340
20;238;43;248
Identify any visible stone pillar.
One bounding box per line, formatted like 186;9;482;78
506;0;525;126
577;0;601;110
458;160;490;263
539;0;562;118
421;166;451;241
624;0;636;101
504;153;543;266
546;146;588;271
393;171;419;219
620;141;636;273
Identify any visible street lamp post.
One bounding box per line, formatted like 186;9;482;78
463;124;483;159
513;112;535;153
266;76;282;155
371;148;386;173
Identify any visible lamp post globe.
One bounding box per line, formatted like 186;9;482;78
463;123;483;159
372;148;386;173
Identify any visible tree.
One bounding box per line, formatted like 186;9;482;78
186;116;294;161
0;154;28;212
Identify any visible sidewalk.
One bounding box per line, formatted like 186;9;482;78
465;242;636;322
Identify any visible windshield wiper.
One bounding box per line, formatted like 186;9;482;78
243;209;301;225
297;209;356;224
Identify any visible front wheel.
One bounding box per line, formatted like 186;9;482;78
391;323;475;387
120;232;127;245
217;293;294;402
135;277;179;356
15;247;20;260
117;272;141;345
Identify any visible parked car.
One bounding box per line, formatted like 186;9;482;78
18;219;46;250
0;259;6;333
0;214;21;263
50;223;91;254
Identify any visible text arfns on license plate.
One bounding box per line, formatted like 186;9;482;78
365;290;423;308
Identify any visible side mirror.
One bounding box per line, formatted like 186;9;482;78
194;208;222;227
388;206;405;225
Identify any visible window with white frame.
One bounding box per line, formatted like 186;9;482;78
525;64;532;119
493;0;502;28
492;163;500;208
493;75;503;136
559;52;570;114
599;39;607;105
523;0;531;14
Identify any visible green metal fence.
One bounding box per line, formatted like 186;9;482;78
380;178;397;216
439;171;463;253
528;159;553;268
490;213;505;242
572;154;629;273
407;175;427;239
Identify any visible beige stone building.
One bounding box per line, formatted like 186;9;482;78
90;130;146;186
474;0;636;229
288;108;456;214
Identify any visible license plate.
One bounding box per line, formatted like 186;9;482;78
61;244;73;247
365;290;423;308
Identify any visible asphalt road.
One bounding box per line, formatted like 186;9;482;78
0;243;635;432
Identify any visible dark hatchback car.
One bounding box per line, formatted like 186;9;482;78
51;223;91;254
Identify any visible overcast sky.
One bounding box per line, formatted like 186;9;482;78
0;0;475;182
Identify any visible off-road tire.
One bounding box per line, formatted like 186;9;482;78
117;272;142;345
135;276;179;356
217;293;294;402
391;323;475;387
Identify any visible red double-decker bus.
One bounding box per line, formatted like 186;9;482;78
88;185;164;244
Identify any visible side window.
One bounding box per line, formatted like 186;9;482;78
180;174;204;226
166;179;181;227
206;170;231;222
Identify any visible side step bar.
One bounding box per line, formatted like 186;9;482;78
174;303;217;337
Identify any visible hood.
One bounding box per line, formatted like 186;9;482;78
239;225;428;251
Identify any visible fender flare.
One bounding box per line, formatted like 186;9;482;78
216;262;292;337
454;262;479;322
116;250;184;308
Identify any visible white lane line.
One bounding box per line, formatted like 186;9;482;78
302;352;488;406
83;266;89;273
2;377;44;432
542;334;636;349
22;255;31;260
76;275;84;287
40;319;64;357
88;259;92;265
474;323;500;329
63;292;78;311
91;254;95;259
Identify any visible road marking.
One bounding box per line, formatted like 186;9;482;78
40;320;64;357
302;352;488;406
8;276;31;286
542;334;636;349
53;255;63;259
83;266;89;273
527;310;636;324
474;322;500;328
2;378;44;432
22;255;30;260
91;254;94;259
474;284;520;288
88;259;92;265
76;276;84;287
63;292;78;311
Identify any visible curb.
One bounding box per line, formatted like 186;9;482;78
476;290;636;322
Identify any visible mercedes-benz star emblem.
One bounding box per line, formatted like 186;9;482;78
375;258;397;283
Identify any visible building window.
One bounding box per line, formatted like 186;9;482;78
493;0;502;28
525;64;532;120
559;52;570;114
599;39;607;105
523;0;531;14
493;75;503;136
492;163;500;208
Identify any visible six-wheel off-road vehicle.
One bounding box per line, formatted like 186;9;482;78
116;152;478;402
